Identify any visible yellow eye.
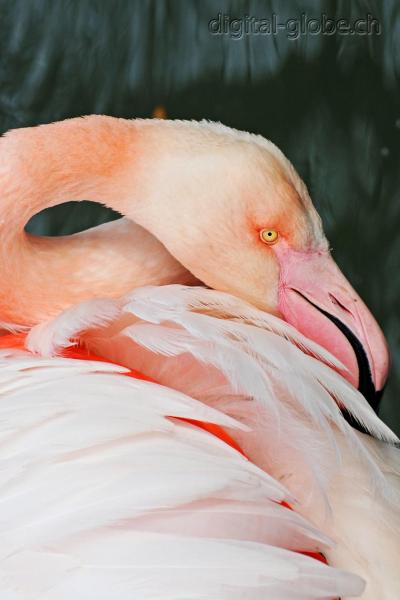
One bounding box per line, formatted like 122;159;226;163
260;229;279;245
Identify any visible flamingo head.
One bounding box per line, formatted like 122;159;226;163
0;116;389;412
136;121;389;409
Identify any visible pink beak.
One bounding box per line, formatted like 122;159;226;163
276;242;390;411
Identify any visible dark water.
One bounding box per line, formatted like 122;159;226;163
1;0;399;432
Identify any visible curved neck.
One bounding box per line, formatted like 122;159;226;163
0;116;197;327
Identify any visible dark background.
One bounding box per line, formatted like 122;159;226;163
0;0;399;432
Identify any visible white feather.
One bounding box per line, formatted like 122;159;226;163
0;347;364;599
8;284;400;598
1;535;364;600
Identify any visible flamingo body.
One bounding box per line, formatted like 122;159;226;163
1;286;399;598
0;117;398;598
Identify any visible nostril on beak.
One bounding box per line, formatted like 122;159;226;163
328;293;353;315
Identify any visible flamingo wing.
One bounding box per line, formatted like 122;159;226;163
0;325;363;598
2;285;399;598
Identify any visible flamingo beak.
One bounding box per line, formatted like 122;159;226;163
276;243;390;413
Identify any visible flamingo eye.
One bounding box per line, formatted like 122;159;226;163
260;229;279;245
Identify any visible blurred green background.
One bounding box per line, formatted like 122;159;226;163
0;0;399;432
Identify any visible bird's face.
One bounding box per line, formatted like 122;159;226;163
137;122;389;407
156;134;389;407
227;149;389;406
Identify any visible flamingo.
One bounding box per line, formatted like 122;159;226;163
0;115;399;599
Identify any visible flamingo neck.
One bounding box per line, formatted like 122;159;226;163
0;116;196;327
